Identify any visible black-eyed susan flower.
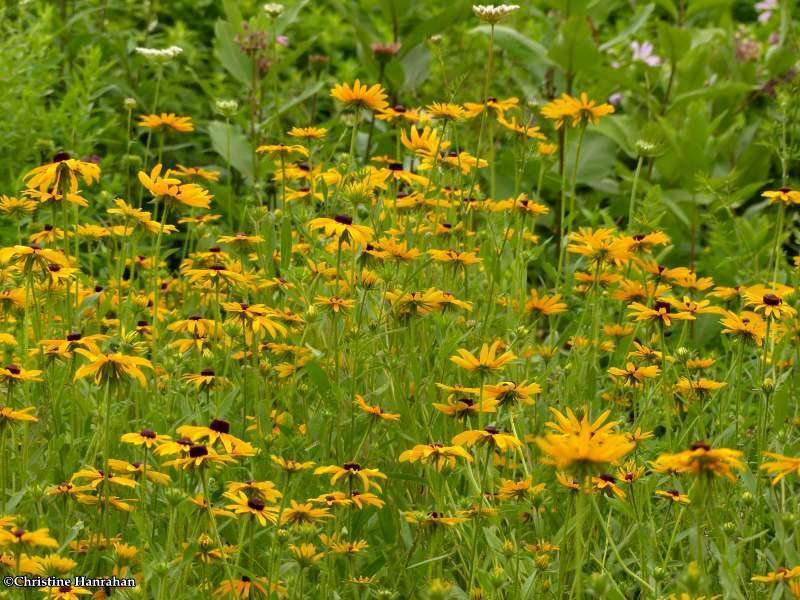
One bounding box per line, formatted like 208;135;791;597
330;80;388;112
541;92;614;128
450;341;516;373
452;426;522;451
307;215;373;247
280;500;333;526
399;443;473;470
223;491;279;526
73;350;152;387
607;362;660;387
314;463;387;492
138;113;194;132
354;395;400;421
760;452;800;485
651;442;744;480
655;489;690;504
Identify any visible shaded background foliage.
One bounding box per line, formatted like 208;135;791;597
0;0;797;308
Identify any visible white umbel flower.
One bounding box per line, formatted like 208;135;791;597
134;45;183;63
263;2;285;17
472;4;520;24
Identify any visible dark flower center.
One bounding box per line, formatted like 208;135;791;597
210;418;231;434
140;429;156;439
200;368;215;377
393;104;406;112
247;498;265;511
343;462;361;471
66;332;82;341
484;425;500;435
334;214;353;225
189;445;209;458
690;441;711;451
654;300;671;313
388;162;403;171
6;365;20;375
599;473;616;483
53;151;71;163
763;293;781;306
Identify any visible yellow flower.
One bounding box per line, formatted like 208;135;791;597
497;114;545;139
627;300;695;327
314;295;356;313
138;113;194;132
534;407;634;471
223;491;279;526
330;80;388;111
314;463;387;492
120;428;171;448
0;527;58;549
745;291;797;320
482;381;541;406
288;126;327;139
496;477;545;501
760;452;800;485
761;188;800;205
450;341;516;373
73;349;152;387
425;102;467;121
23;154;100;193
354;395;400;421
541;92;614;128
399;443;473;470
256;143;309;158
655;489;691;504
607;362;660;387
751;566;800;583
592;474;626;499
651;442;745;480
452;426;522;452
320;534;369;554
0;406;38;425
524;290;567;316
307;215;373;247
280;500;333;526
719;310;765;346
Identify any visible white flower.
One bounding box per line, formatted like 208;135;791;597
134;45;183;63
215;99;240;117
263;2;285;17
472;4;520;24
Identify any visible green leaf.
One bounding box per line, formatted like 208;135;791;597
401;44;430;92
548;16;601;75
599;3;656;51
305;361;331;395
657;21;692;63
471;25;552;78
280;217;292;271
207;120;253;182
400;1;472;53
594;115;637;158
213;20;253;87
685;0;733;19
